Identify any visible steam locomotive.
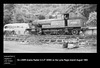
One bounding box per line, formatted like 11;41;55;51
29;13;92;35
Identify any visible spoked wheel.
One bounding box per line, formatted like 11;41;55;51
44;31;51;35
58;31;65;35
71;29;79;35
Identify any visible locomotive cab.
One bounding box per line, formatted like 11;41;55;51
64;13;69;26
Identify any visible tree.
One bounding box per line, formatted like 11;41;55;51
3;4;15;25
3;4;97;26
83;4;97;18
86;11;97;26
37;15;45;20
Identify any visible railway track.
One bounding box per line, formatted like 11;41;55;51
3;35;96;45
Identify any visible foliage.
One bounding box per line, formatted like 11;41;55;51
3;4;97;26
36;15;45;20
3;4;15;25
86;11;97;26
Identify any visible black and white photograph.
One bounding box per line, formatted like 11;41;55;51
3;4;97;53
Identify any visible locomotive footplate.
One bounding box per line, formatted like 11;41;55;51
42;27;81;35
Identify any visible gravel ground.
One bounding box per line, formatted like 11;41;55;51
3;41;97;53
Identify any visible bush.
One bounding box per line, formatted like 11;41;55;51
86;11;97;26
37;15;45;20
